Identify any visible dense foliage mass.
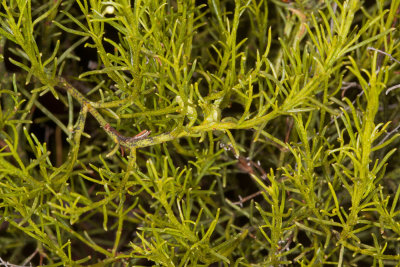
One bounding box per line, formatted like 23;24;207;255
1;0;400;266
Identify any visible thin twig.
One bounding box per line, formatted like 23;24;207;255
57;77;173;149
377;123;400;146
21;249;38;266
367;47;400;65
341;82;362;98
232;191;264;207
0;257;32;267
385;84;400;95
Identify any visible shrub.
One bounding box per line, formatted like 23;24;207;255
1;0;400;266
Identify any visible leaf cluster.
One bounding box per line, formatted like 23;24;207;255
1;0;400;266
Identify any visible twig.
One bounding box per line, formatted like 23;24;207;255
385;84;400;95
377;123;400;146
367;47;400;65
0;257;32;267
232;191;263;207
21;249;38;266
57;77;172;149
104;124;151;146
341;82;362;98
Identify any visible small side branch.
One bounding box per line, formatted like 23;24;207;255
367;47;400;65
57;77;171;149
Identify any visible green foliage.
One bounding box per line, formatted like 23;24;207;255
0;0;400;265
